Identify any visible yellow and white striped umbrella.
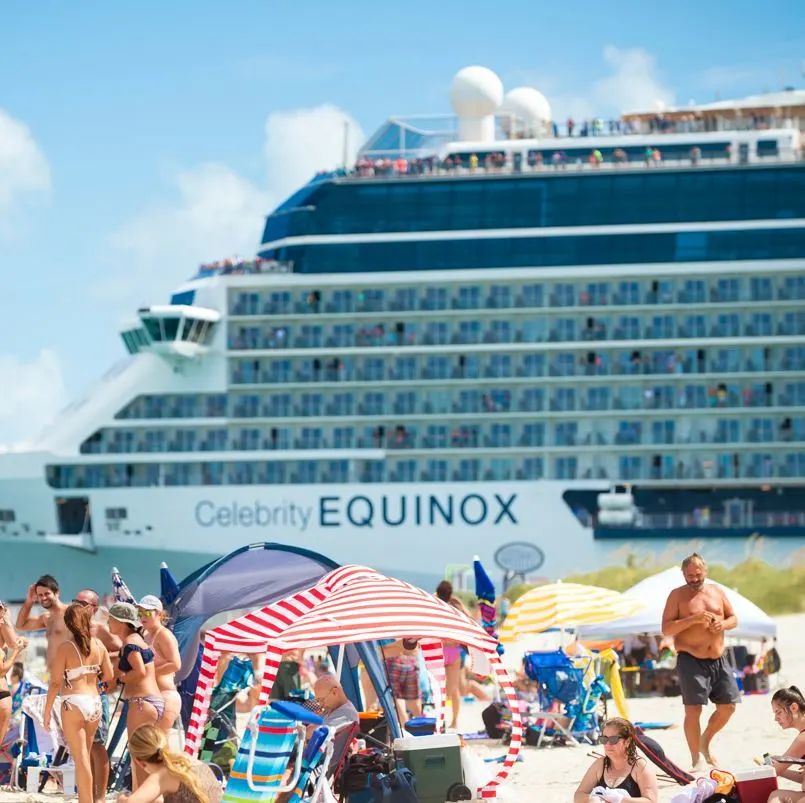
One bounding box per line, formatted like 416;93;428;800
499;582;644;642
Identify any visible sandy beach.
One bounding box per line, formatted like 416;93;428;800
3;613;800;802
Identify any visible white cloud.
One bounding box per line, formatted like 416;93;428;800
0;349;67;449
99;163;272;304
594;46;675;115
264;105;364;201
0;110;51;237
515;46;675;122
102;105;364;306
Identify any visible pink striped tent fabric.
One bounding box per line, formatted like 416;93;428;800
184;565;522;799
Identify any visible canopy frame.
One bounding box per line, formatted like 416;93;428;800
185;565;523;800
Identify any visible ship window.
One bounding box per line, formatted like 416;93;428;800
162;317;180;341
0;509;15;523
121;331;139;354
105;507;127;520
170;290;195;305
142;318;163;341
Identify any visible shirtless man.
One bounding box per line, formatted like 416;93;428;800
662;553;739;770
15;574;68;667
74;588;122;803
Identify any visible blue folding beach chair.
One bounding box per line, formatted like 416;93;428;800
223;700;325;802
523;650;608;748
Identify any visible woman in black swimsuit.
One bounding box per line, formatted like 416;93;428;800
575;718;658;803
0;602;27;751
769;686;805;803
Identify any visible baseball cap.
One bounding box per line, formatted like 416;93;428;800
137;595;163;612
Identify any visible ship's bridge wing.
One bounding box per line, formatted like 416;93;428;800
120;304;220;358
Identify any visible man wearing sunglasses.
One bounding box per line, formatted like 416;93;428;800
662;553;739;771
73;589;122;803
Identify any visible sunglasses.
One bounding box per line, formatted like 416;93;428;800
72;599;94;608
137;609;157;618
601;735;625;746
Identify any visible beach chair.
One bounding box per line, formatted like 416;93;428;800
200;661;256;776
10;691;65;792
523;650;608;748
222;700;324;802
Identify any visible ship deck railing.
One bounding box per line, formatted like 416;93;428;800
347;151;802;181
599;510;805;530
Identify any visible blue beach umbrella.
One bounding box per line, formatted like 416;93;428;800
160;562;181;605
473;555;504;655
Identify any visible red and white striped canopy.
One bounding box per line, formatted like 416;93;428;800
204;564;500;654
185;565;522;799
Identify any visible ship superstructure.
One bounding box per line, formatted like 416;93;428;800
1;67;803;597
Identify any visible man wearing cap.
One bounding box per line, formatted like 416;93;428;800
74;588;122;802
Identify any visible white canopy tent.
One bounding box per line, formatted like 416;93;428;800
577;567;776;640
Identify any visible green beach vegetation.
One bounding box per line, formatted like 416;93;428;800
499;557;805;616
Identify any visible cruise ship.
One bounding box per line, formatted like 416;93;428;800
1;66;804;599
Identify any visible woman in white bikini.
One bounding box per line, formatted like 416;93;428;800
137;595;182;733
108;602;165;790
44;602;114;803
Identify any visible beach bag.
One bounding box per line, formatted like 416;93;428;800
765;647;781;675
482;702;510;739
337;749;393;795
634;727;694;786
347;766;418;803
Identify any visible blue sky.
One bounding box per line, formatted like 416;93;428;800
1;0;803;444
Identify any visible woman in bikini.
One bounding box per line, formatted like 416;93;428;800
575;717;658;803
137;595;182;732
769;686;805;803
435;582;466;729
0;602;27;750
108;602;165;790
43;602;113;803
118;723;221;803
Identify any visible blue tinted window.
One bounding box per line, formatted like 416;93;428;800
284;228;805;274
170;290;195;305
260;165;805;241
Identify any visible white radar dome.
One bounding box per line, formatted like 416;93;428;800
450;66;504;118
500;87;552;137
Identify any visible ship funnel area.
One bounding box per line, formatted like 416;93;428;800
119;305;220;360
450;66;504;142
449;66;553;143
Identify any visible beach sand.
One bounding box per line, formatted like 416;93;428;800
4;613;801;802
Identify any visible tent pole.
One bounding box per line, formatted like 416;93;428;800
336;643;345;679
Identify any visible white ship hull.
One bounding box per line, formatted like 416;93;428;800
2;460;803;599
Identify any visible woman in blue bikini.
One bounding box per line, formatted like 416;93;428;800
108;602;165;790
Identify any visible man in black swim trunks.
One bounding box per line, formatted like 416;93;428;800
662;553;739;771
